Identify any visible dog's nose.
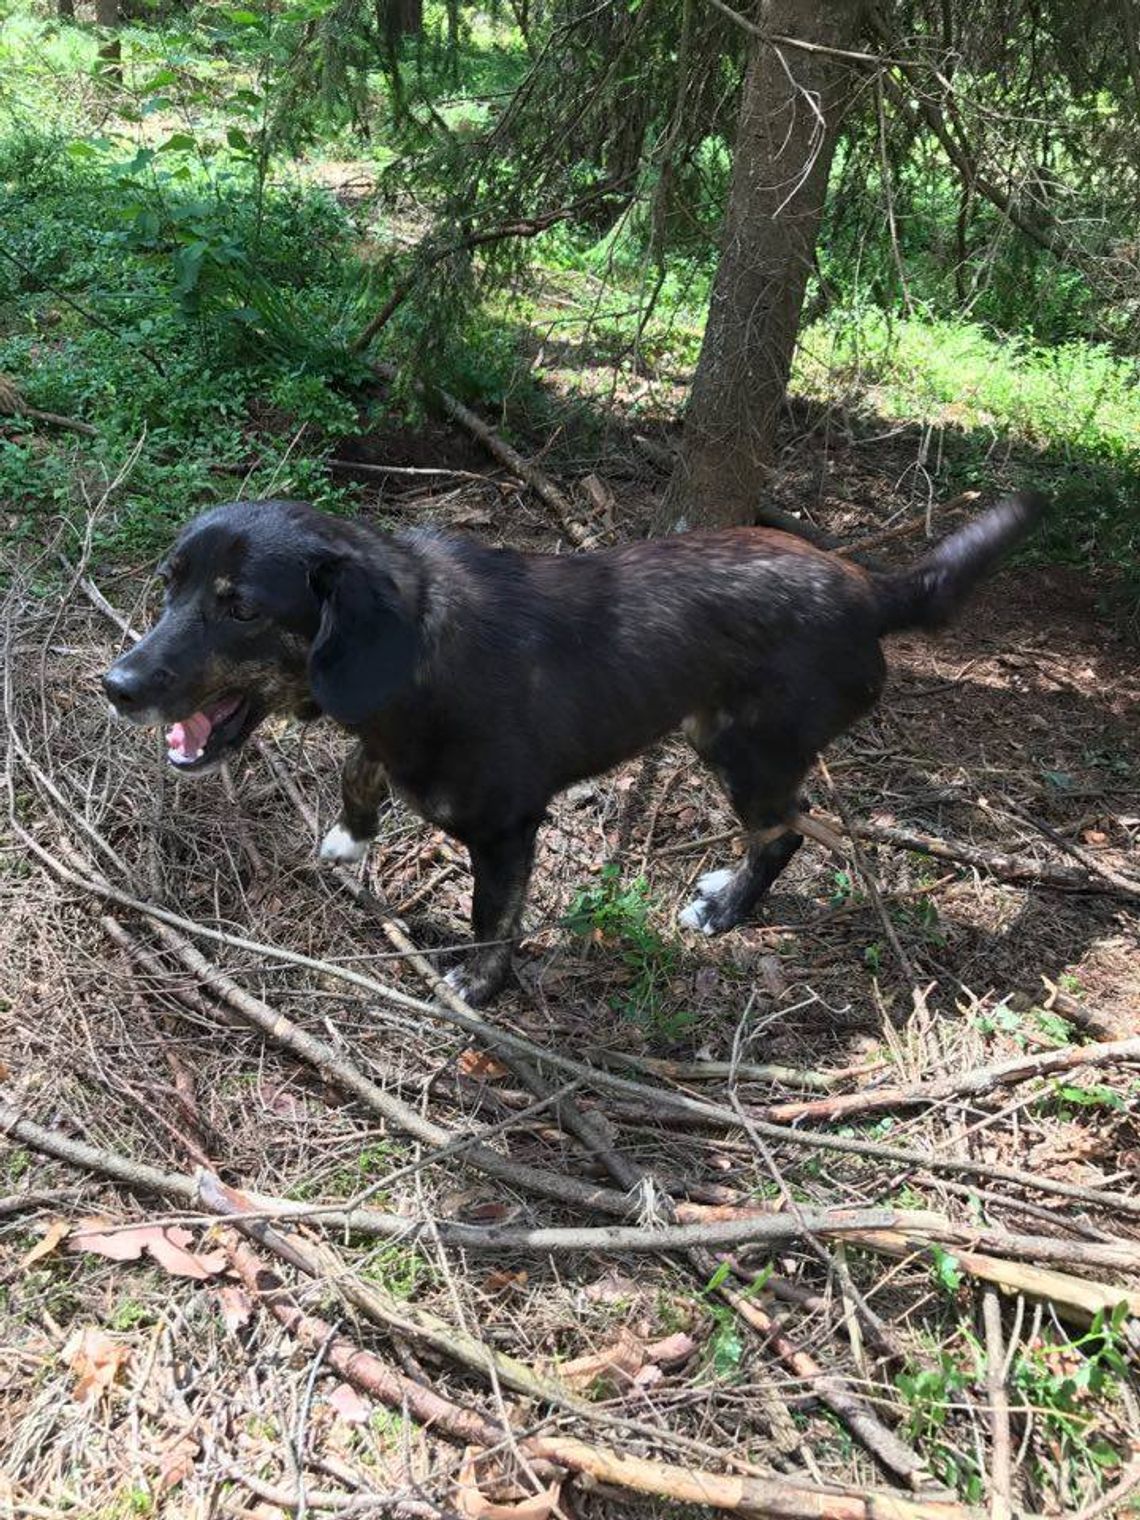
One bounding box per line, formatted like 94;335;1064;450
103;665;147;713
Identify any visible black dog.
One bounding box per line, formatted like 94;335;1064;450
103;492;1043;1002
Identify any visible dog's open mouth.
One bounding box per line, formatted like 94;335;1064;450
165;693;256;770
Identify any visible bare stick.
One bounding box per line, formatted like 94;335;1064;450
434;388;599;549
999;797;1140;898
751;1035;1140;1126
692;1247;945;1497
983;1289;1013;1520
228;1236;988;1520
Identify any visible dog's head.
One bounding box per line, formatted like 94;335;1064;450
102;499;421;774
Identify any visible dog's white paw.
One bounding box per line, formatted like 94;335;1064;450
678;868;735;936
319;824;370;862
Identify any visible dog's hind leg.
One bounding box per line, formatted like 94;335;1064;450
320;743;389;862
680;713;811;936
446;821;540;1006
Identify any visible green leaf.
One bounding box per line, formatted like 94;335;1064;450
931;1245;963;1294
157;133;197;154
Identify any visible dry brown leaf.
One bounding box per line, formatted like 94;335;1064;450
21;1217;70;1270
483;1269;528;1295
457;1049;510;1081
70;1221;226;1280
147;1226;227;1280
217;1285;254;1331
644;1331;697;1365
65;1327;131;1405
327;1381;372;1424
559;1327;644;1394
0;1060;11;1082
69;1216;147;1260
158;1433;199;1492
583;1271;642;1305
457;1448;561;1520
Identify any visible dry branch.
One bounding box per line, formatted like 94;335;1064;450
228;1236;990;1520
854;1230;1140;1326
699;1250;944;1496
816;811;1099;890
434;389;599;549
752;1035;1140;1125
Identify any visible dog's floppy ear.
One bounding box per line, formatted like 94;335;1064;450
308;553;419;726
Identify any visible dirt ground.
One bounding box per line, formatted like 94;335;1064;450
1;409;1138;1519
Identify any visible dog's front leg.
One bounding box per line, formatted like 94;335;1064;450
320;742;389;862
446;822;539;1006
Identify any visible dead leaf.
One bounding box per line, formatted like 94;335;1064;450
1082;830;1108;846
70;1220;226;1280
158;1433;199;1492
257;1078;306;1118
440;1193;520;1226
147;1227;227;1280
326;1381;372;1424
457;1049;510;1081
633;1363;664;1388
583;1272;642;1305
21;1217;70;1270
757;954;788;998
644;1331;697;1365
483;1269;528;1295
0;1060;10;1082
694;966;719;999
217;1285;253;1331
559;1327;645;1394
65;1327;131;1405
457;1448;561;1520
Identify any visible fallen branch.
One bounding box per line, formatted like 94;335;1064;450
434;388;599;549
228;1235;989;1520
752;1035;1140;1126
999;797;1140;898
983;1289;1013;1520
852;1230;1140;1326
697;1250;944;1496
816;811;1101;891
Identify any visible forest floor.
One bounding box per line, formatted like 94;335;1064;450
3;377;1139;1520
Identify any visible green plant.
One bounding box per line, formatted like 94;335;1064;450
1012;1305;1129;1488
896;1353;983;1503
563;864;687;1037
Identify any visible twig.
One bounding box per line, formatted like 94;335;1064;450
814;812;1106;891
1069;1458;1140;1520
227;1236;989;1520
983;1289;1012;1520
818;757;918;983
692;1248;945;1496
749;1035;1140;1125
433;388;599;549
998;797;1140;898
851;1229;1140;1326
221;1467;451;1517
586;1046;843;1092
327;460;506;485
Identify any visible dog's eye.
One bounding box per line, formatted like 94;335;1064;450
227;601;260;622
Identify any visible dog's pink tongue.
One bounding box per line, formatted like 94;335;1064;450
166;710;213;763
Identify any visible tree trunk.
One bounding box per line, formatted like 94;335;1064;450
95;0;122;84
659;0;862;531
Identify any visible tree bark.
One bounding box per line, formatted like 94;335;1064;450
659;0;862;531
95;0;122;84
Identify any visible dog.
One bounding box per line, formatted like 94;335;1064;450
103;491;1044;1003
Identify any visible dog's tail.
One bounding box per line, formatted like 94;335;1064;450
872;492;1046;635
